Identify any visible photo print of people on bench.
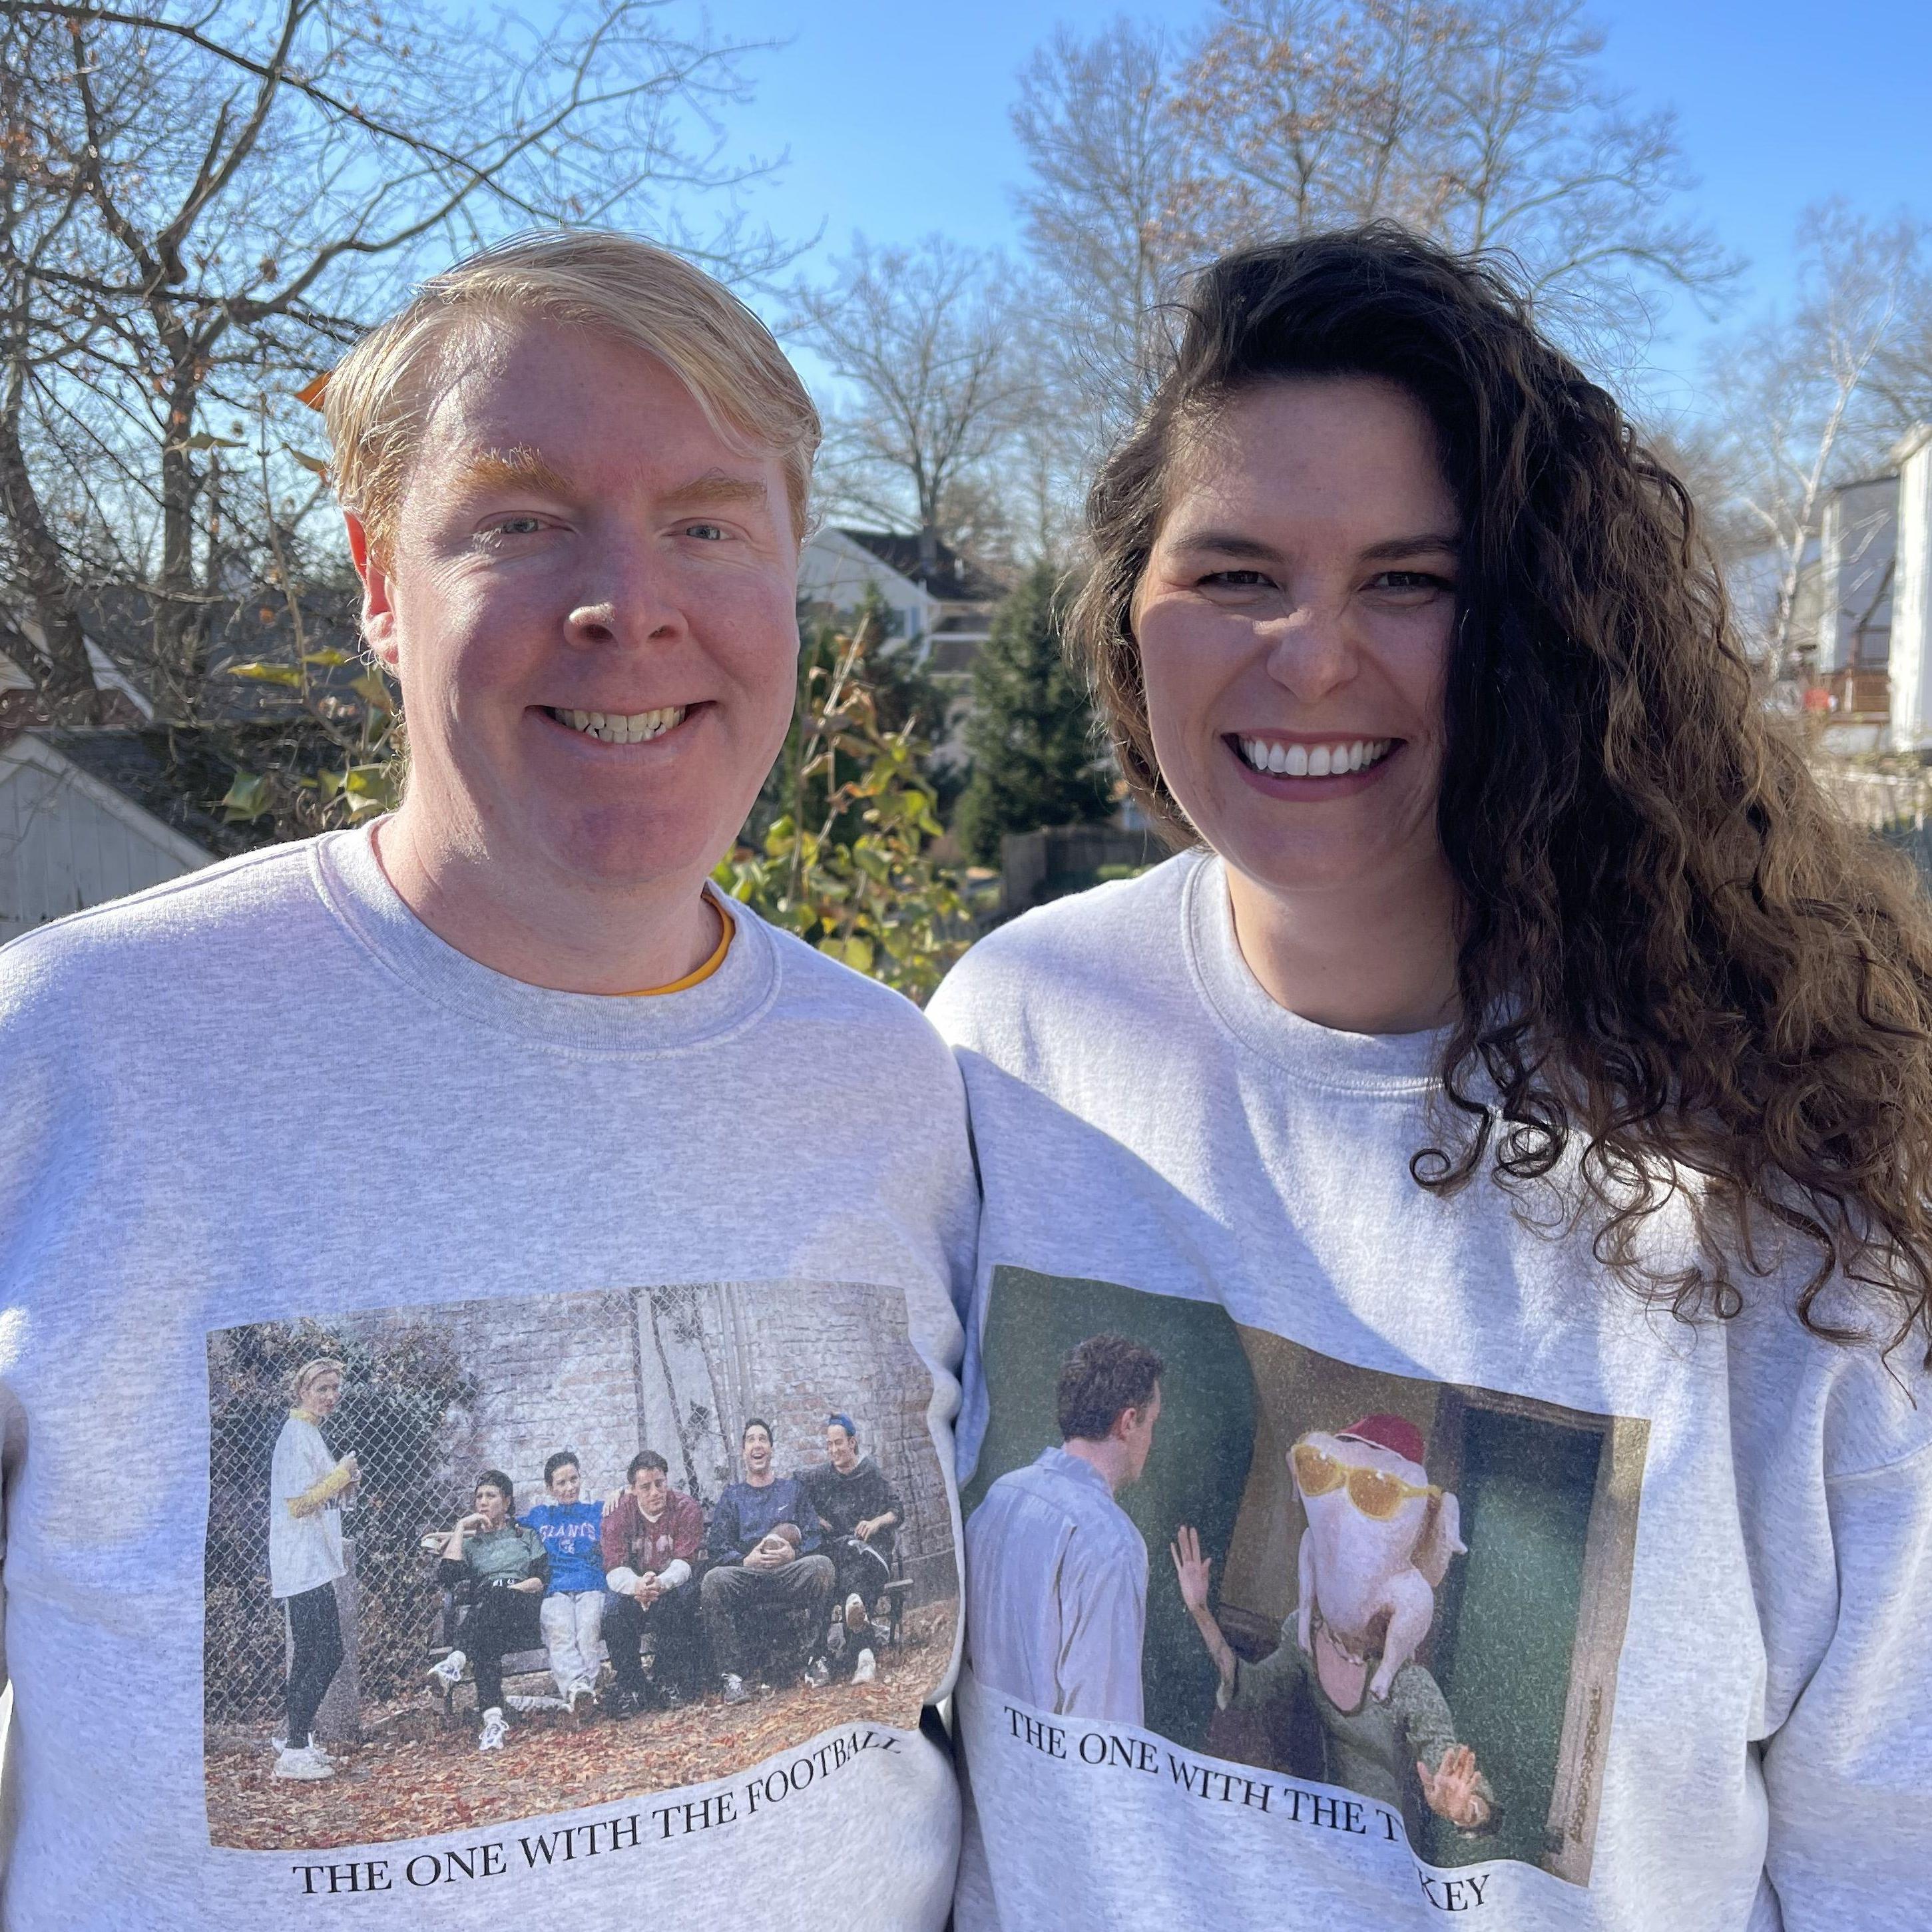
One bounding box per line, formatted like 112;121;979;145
202;1281;957;1852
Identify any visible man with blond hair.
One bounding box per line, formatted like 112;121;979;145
0;230;975;1929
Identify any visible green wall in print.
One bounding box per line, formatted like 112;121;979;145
1428;1409;1601;1870
964;1267;1257;1744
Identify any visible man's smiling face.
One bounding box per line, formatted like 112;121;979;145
356;315;800;893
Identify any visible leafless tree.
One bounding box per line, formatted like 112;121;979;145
0;0;785;722
787;234;1033;576
1010;19;1192;423
1013;0;1737;441
1699;202;1931;672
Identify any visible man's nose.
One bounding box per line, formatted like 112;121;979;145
1260;601;1358;702
563;538;682;649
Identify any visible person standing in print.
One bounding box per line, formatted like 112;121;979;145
268;1356;359;1783
964;1335;1162;1724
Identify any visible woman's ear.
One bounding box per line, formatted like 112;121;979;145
344;511;399;670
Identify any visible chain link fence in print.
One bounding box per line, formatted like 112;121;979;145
203;1317;477;1745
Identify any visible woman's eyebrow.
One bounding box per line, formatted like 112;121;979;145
1358;532;1461;562
1164;529;1282;561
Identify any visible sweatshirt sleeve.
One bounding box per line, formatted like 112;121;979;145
672;1495;706;1567
1760;1435;1932;1927
601;1497;630;1572
708;1489;743;1565
786;1479;822;1554
290;1459;355;1519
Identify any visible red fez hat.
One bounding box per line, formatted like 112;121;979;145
1335;1413;1427;1469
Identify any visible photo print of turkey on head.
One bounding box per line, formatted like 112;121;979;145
961;1268;1648;1885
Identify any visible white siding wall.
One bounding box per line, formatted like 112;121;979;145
0;748;211;942
796;530;937;646
1891;431;1932;752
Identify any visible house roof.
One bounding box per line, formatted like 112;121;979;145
23;728;266;859
68;584;369;722
833;529;1005;606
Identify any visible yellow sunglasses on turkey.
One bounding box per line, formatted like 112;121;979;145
1292;1443;1441;1521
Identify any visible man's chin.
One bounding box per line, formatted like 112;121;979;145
533;810;728;895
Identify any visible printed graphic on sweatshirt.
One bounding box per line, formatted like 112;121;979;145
961;1268;1647;1887
202;1282;957;1852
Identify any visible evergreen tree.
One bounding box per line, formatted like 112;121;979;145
955;562;1114;863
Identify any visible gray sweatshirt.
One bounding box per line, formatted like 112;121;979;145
929;849;1932;1932
0;826;975;1929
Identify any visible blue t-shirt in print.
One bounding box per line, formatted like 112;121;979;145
522;1499;606;1594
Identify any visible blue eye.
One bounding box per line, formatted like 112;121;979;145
685;522;728;541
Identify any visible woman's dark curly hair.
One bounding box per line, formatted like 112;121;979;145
1071;224;1932;1359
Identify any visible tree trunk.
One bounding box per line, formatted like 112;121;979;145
0;374;101;721
151;317;208;716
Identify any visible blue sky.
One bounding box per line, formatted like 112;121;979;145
662;1;1931;422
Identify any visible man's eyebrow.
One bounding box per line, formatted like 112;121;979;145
455;447;577;499
659;472;770;513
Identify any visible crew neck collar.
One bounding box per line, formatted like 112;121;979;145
1180;850;1445;1096
314;822;778;1057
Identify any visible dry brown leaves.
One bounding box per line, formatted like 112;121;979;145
208;1602;956;1851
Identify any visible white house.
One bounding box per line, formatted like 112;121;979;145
1805;425;1932;756
798;527;1002;684
1889;425;1932;753
796;527;941;646
0;732;218;943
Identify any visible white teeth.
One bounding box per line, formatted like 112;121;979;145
554;705;688;744
1236;736;1395;777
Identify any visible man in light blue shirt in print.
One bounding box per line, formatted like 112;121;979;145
964;1335;1163;1725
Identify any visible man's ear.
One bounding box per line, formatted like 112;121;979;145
344;510;399;671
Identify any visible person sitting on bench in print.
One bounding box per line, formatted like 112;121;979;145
427;1471;549;1752
521;1449;608;1716
701;1418;836;1704
802;1412;901;1684
601;1449;705;1716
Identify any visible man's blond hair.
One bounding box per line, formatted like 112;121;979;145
322;229;820;551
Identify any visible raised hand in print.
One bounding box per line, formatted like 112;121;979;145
1170;1523;1213;1615
1417;1744;1489;1829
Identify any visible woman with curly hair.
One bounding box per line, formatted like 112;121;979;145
930;228;1931;1930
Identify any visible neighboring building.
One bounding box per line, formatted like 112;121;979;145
0;730;232;942
1813;471;1898;750
830;529;1003;685
1804;425;1932;756
1890;424;1932;753
0;622;155;731
797;527;942;650
798;527;1003;688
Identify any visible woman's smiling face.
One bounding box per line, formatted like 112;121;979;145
1132;376;1460;903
